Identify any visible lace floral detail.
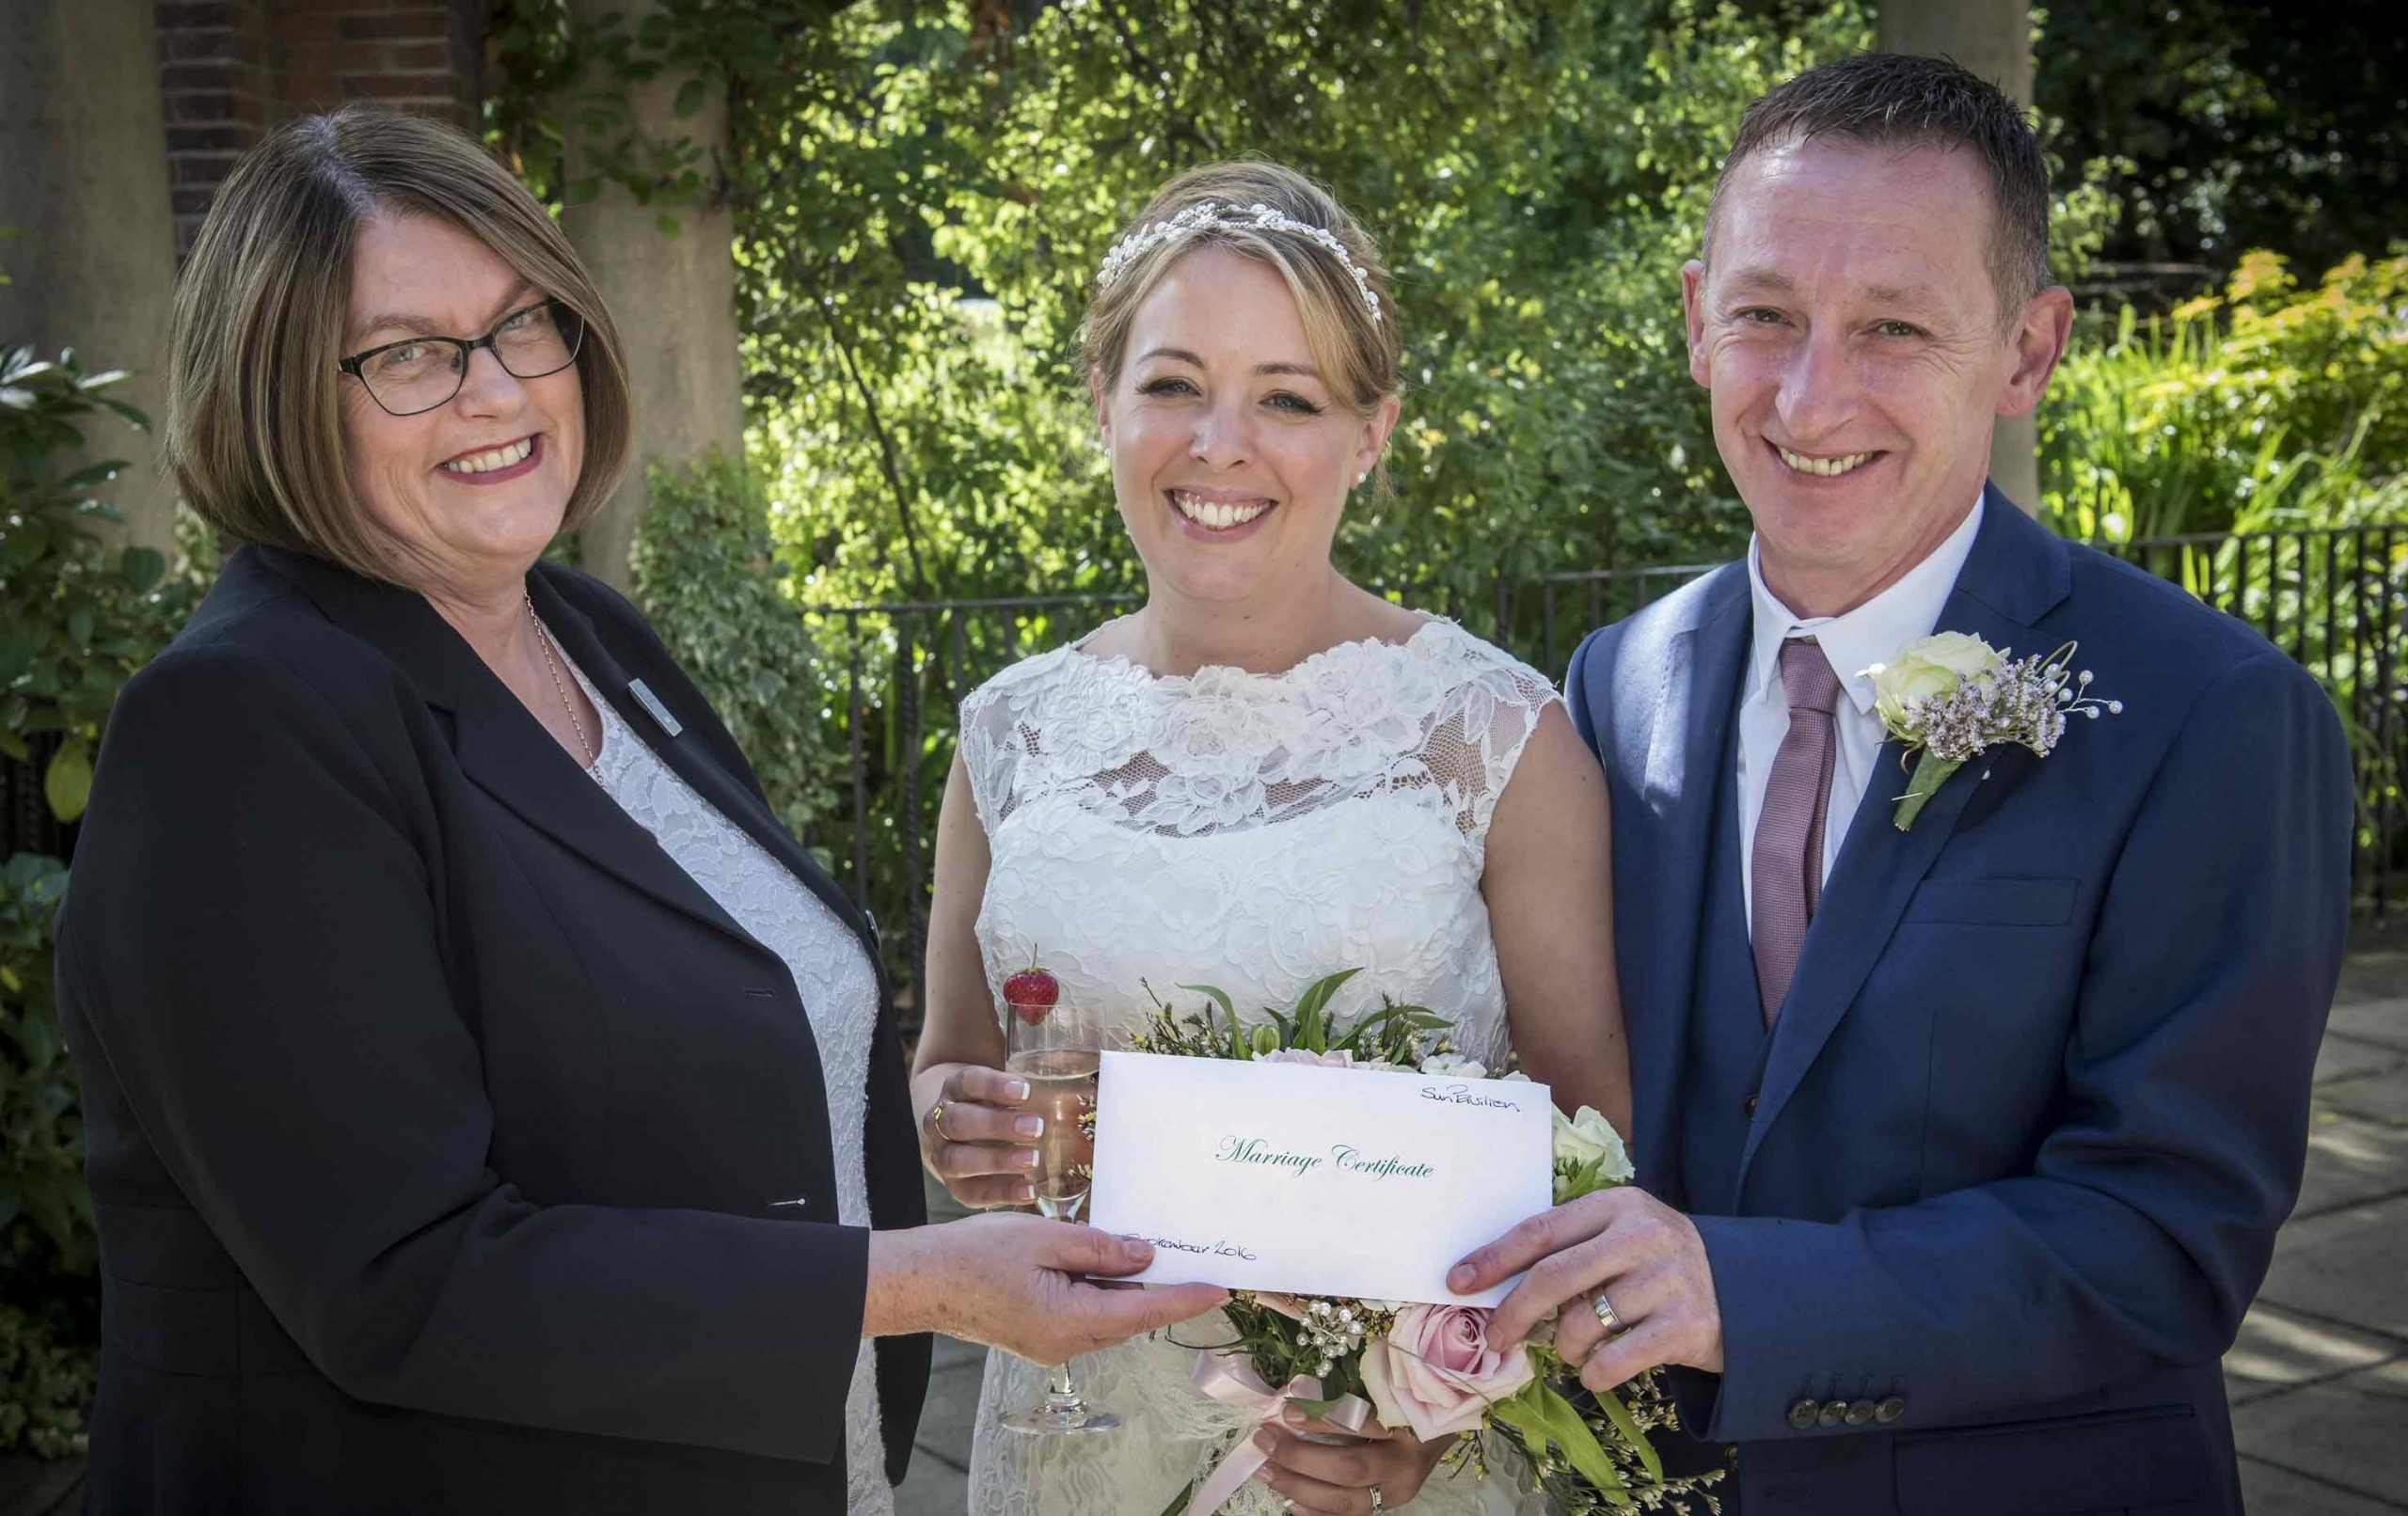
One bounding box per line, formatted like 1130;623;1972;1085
567;654;894;1516
958;619;1562;1516
962;620;1560;843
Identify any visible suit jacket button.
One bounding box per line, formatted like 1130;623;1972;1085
1787;1398;1818;1429
1816;1400;1846;1429
1846;1398;1877;1426
1876;1397;1906;1424
1743;1093;1760;1116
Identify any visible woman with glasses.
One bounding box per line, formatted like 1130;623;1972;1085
54;107;1223;1515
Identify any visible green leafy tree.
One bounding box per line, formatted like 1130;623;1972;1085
731;0;1876;609
2036;0;2408;282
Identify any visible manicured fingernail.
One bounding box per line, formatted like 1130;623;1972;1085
1004;1080;1029;1101
1121;1236;1154;1264
1253;1428;1277;1453
1281;1405;1307;1426
1448;1263;1476;1291
1014;1183;1035;1202
1014;1149;1039;1168
1015;1116;1045;1139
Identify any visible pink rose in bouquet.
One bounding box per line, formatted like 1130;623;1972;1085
1360;1303;1534;1441
1259;1047;1354;1068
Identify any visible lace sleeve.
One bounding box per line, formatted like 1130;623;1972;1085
958;650;1077;833
956;684;1020;834
1420;647;1565;852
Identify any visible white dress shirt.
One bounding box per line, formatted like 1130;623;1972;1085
1738;497;1986;931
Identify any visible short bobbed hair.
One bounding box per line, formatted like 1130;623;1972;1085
1704;53;2053;318
166;106;632;587
1078;162;1401;495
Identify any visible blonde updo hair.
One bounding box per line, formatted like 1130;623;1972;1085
1079;162;1402;493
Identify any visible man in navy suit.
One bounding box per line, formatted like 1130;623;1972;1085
1450;54;2354;1514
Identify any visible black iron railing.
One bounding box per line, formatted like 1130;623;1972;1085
17;528;2390;1016
800;526;2408;1018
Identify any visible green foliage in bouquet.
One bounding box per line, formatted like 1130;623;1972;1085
1132;969;1451;1067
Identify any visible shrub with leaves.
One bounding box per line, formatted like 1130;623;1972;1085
0;346;194;827
0;853;95;1457
0;343;202;1457
629;452;848;851
2041;250;2408;542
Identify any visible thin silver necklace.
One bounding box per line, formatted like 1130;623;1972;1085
525;593;596;769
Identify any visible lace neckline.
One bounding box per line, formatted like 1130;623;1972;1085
1063;616;1453;691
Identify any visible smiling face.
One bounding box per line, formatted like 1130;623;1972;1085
1684;137;2070;615
340;213;586;600
1097;245;1398;608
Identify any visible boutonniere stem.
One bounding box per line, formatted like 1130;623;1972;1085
1893;750;1960;832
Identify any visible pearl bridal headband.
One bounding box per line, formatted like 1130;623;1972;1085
1094;200;1384;324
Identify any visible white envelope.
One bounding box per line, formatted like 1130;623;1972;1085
1086;1050;1553;1307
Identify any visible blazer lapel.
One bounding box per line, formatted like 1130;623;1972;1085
528;573;890;994
257;548;765;956
1624;567;1751;1192
1736;490;2075;1177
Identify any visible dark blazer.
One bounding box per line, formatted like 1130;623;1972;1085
55;544;929;1513
1563;490;2353;1515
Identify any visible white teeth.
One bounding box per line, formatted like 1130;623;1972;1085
1777;446;1876;478
1170;489;1272;529
441;436;534;475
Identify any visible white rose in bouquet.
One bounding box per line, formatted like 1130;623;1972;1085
1418;1052;1488;1079
1551;1103;1634;1197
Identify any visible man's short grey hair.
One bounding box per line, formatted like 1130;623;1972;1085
1703;53;2053;317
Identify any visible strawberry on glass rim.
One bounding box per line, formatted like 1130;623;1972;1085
1004;950;1059;1026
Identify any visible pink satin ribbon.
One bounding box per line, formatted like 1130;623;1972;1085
1186;1351;1375;1515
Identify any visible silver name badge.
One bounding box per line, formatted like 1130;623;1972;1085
628;678;683;736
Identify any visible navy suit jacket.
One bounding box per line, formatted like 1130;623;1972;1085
1563;489;2353;1515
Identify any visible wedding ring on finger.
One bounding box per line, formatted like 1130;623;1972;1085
924;1099;950;1140
1592;1289;1625;1338
1369;1485;1385;1514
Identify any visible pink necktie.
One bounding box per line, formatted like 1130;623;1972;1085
1751;638;1842;1026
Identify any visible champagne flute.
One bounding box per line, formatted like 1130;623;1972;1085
998;985;1117;1436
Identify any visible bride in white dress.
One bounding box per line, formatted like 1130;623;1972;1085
912;162;1631;1516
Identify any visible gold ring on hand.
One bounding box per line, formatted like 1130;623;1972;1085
925;1099;949;1139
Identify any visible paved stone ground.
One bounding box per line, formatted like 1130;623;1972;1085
2225;925;2408;1514
8;935;2403;1516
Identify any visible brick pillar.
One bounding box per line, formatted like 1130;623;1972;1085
152;0;485;257
156;1;276;257
273;0;483;126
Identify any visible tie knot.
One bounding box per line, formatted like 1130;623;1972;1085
1779;638;1843;716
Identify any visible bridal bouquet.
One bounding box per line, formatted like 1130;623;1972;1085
1132;971;1720;1516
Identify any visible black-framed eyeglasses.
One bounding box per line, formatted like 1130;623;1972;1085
337;299;586;418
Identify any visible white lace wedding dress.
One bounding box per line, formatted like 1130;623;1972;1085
958;617;1561;1516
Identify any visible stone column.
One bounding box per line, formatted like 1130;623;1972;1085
0;0;182;553
559;0;747;591
1878;0;2041;513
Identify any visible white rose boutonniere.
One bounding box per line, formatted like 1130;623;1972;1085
1860;633;2122;830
